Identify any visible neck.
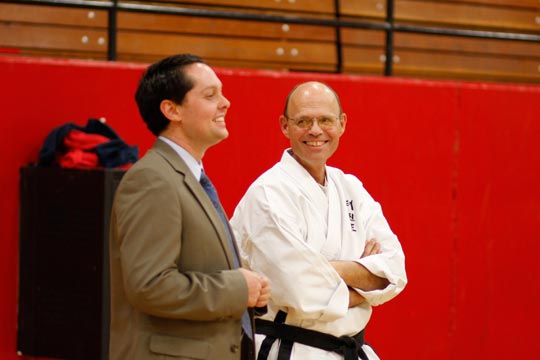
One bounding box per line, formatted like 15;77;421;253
161;131;205;162
310;170;326;185
290;151;326;185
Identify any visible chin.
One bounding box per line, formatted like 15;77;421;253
216;129;229;141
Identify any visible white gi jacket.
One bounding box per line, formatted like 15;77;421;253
231;149;407;360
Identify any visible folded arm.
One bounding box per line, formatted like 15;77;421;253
331;239;389;307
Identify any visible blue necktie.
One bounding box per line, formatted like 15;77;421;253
199;170;253;339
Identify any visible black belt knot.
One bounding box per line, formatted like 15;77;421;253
338;335;360;360
339;335;357;347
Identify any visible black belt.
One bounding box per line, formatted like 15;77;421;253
255;311;369;360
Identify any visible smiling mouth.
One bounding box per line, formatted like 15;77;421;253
305;141;327;146
214;116;225;123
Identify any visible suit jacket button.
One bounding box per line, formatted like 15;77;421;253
230;344;240;353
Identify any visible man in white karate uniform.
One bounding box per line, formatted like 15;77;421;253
230;81;407;360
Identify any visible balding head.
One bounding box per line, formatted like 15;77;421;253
283;81;343;118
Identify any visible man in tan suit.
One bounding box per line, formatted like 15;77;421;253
109;54;270;360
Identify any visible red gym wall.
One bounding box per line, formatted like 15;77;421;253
1;55;539;359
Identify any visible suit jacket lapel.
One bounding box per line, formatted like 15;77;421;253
151;139;237;268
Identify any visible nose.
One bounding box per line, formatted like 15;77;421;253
308;119;323;134
220;94;231;109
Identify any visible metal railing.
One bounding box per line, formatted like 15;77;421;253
8;0;540;75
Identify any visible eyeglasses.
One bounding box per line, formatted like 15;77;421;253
286;116;340;130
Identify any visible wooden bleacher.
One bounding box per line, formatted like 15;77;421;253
0;3;108;60
1;0;539;83
340;0;540;82
115;9;337;72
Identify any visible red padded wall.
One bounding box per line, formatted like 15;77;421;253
1;55;539;360
453;85;540;359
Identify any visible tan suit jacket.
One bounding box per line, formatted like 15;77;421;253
109;139;250;360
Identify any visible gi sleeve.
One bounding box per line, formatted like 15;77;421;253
348;176;407;306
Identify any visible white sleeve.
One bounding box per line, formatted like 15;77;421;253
351;182;407;306
231;182;350;322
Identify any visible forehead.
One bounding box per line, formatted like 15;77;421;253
288;83;339;116
185;62;222;90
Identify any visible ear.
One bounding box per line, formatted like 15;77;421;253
160;99;182;122
338;113;347;134
279;115;290;138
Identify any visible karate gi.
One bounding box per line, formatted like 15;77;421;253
231;149;407;360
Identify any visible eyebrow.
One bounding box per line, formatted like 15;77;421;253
291;112;339;118
200;84;222;92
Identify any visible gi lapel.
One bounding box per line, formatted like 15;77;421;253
323;173;343;260
280;150;330;253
